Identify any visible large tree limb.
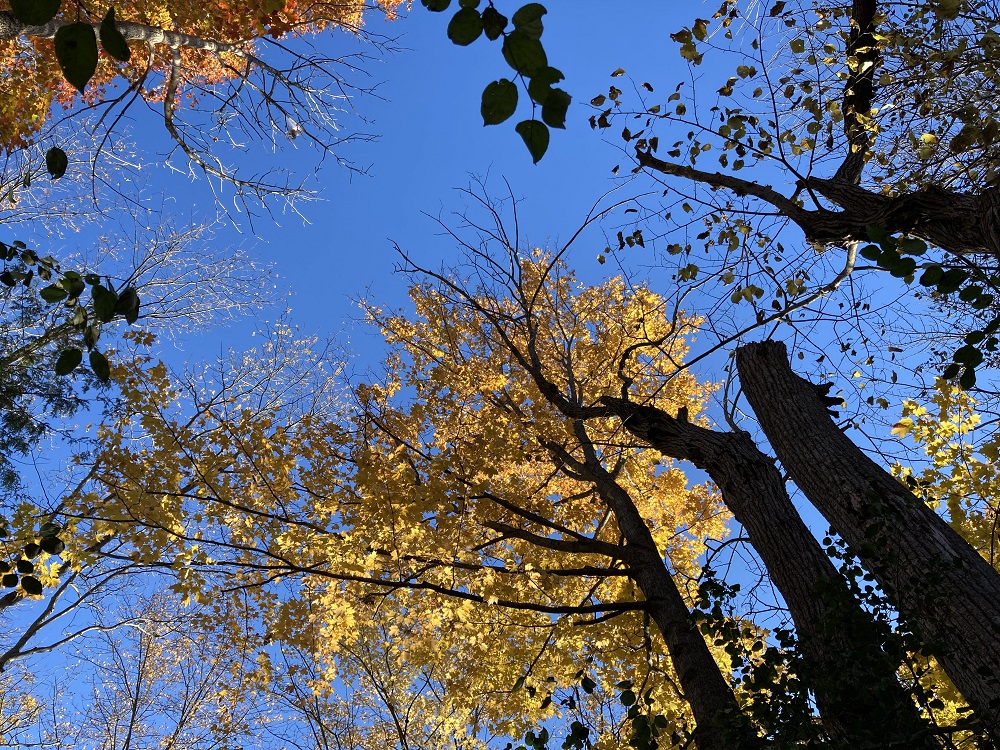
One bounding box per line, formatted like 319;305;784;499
835;0;880;183
638;146;1000;257
0;10;248;51
736;340;1000;739
481;520;624;559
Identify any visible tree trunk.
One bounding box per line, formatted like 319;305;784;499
562;427;757;750
736;340;1000;739
599;396;937;748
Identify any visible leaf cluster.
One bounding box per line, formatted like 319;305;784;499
427;2;570;162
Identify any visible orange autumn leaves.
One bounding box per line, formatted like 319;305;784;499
0;0;396;149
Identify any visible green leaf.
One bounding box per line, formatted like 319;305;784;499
1;573;17;588
447;7;482;45
16;560;33;575
61;275;86;299
100;7;131;62
481;6;507;39
114;287;140;323
960;367;977;390
888;257;916;278
936;268;968;294
955;344;984;369
919;265;943;287
10;0;60;26
580;675;597;694
512;3;545;39
54;348;82;375
54;22;98;92
527;70;565;105
39;536;65;555
421;0;451;10
481;79;518;125
19;575;42;596
45;146;68;179
40;284;68;303
898;237;927;255
859;244;881;261
24;542;41;558
541;87;570;129
619;689;637;706
959;284;983;302
459;0;479;6
502;30;547;77
515;119;549;163
91;283;118;322
89;350;111;382
84;324;101;349
527;76;552;104
530;66;563;85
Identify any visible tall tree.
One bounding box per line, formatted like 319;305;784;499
577;0;1000;734
735;340;1000;736
46;256;763;749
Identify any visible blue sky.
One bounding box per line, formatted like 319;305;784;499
168;2;706;364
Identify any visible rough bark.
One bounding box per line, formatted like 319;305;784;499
834;0;879;184
598;396;937;748
736;340;1000;739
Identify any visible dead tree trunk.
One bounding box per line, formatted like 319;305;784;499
599;396;937;748
736;340;1000;738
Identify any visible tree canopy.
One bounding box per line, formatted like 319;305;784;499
2;0;1000;748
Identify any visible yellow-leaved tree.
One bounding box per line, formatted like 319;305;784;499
893;380;1000;570
25;253;737;749
10;245;984;750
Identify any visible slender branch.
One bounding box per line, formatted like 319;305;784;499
481;520;625;560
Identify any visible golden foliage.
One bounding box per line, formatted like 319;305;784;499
48;257;726;746
892;378;1000;569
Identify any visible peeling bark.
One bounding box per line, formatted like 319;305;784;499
599;396;937;748
736;340;1000;739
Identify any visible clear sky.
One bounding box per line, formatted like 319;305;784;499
168;2;707;365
